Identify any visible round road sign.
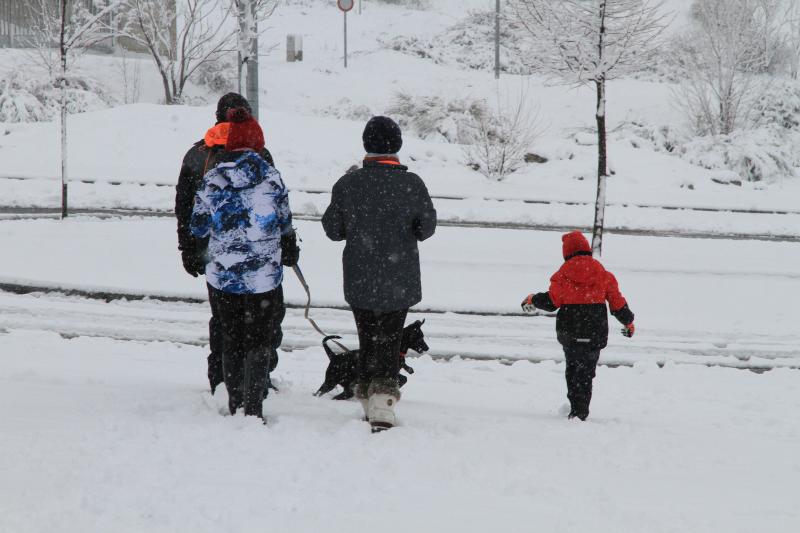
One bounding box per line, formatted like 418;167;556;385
337;0;354;12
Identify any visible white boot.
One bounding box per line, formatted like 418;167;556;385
368;393;397;432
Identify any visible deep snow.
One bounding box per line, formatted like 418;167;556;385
1;328;799;533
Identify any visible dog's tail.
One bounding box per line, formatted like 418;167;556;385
322;335;343;359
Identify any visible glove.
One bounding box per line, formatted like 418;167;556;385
521;294;536;314
281;230;300;267
181;249;206;277
621;323;635;338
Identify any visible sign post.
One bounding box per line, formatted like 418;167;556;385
337;0;354;68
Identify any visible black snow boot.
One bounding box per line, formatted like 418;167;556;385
243;348;270;418
208;316;225;394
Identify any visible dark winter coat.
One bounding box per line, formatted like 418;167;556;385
175;139;274;257
533;232;634;349
322;160;437;312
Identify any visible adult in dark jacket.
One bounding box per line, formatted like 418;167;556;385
322;116;436;432
521;231;635;421
175;93;296;393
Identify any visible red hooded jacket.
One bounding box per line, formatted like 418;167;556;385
533;231;634;349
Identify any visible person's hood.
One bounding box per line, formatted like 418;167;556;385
562;231;592;259
208;151;267;190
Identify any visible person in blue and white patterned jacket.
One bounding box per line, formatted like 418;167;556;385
190;107;297;419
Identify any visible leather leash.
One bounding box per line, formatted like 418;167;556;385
292;264;350;352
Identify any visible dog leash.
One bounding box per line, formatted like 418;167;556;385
292;264;350;352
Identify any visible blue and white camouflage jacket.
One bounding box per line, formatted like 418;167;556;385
190;150;292;294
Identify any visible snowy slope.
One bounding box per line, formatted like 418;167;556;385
1;0;797;226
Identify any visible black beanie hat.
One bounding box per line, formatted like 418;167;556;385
362;116;403;154
216;92;252;124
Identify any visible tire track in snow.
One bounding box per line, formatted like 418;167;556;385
1;290;798;372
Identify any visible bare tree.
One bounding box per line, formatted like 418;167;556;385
115;49;142;104
464;89;542;181
676;0;771;136
110;0;275;105
509;0;669;255
28;0;121;218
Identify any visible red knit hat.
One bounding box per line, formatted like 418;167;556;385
224;107;265;152
562;231;591;259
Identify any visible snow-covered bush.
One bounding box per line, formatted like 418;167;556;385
194;57;237;95
315;98;374;122
0;77;50;123
373;0;430;9
0;70;114;123
752;78;800;130
614;122;685;153
380;10;536;75
387;90;489;144
680;126;795;182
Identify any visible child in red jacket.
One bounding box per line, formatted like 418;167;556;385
522;231;635;421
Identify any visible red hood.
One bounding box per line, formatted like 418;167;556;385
562;231;591;259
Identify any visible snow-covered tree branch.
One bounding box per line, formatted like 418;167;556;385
509;0;669;255
110;0;276;105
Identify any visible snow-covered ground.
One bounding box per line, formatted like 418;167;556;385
2;326;799;533
0;217;798;370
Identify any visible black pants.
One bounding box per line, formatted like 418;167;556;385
207;284;285;417
563;345;601;419
207;290;279;393
352;308;408;387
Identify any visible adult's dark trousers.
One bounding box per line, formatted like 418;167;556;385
207;286;280;395
207;284;285;417
563;344;601;419
207;316;279;394
351;308;408;391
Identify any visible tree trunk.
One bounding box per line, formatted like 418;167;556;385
246;19;259;120
591;1;608;257
592;79;608;257
60;0;68;219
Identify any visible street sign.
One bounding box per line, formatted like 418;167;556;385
338;0;354;67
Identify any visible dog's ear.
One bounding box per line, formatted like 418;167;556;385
419;319;425;326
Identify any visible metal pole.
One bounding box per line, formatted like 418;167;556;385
344;11;348;68
495;0;500;79
359;0;362;15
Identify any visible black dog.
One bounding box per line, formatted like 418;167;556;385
314;320;429;400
